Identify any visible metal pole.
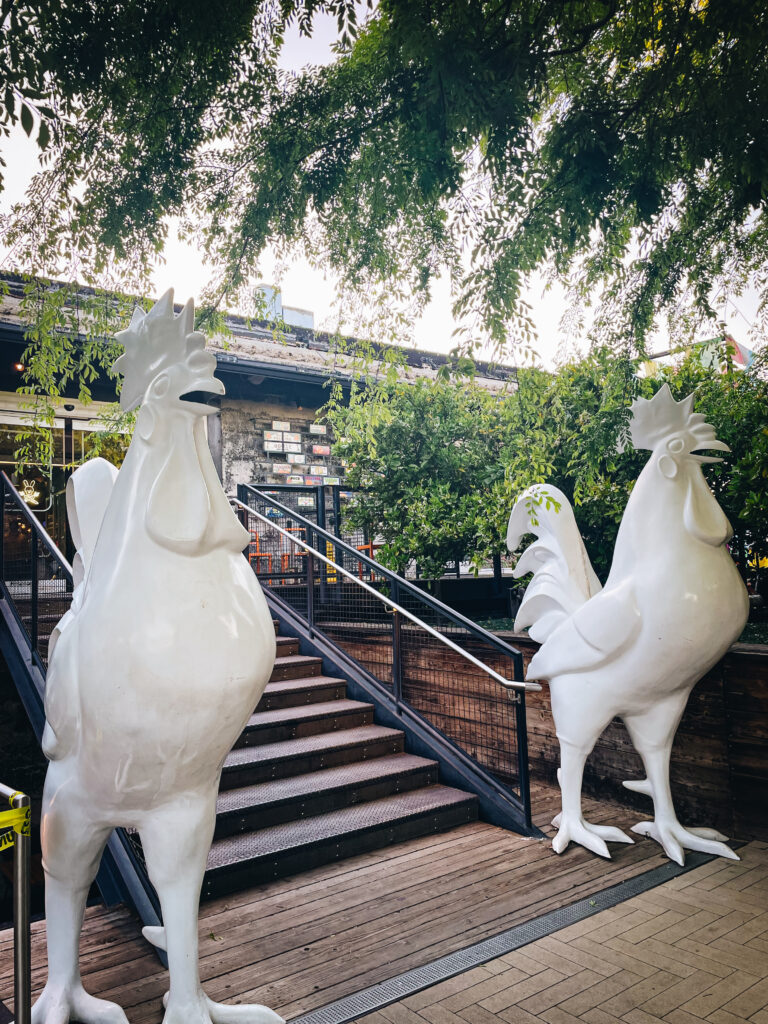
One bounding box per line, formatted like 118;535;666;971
0;784;31;1024
30;529;38;656
0;475;5;591
391;579;403;710
306;528;315;634
514;686;532;830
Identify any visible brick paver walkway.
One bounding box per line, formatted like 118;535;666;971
360;841;768;1024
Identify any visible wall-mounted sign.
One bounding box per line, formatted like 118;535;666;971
287;453;306;464
325;476;341;486
264;441;284;453
309;423;327;435
263;430;283;442
287;475;304;485
19;479;41;506
283;442;302;454
272;463;291;475
297;496;315;507
312;444;331;456
309;464;328;475
304;476;322;485
283;432;301;443
272;420;290;431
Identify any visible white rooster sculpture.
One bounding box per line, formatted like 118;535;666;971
32;292;282;1024
507;385;748;866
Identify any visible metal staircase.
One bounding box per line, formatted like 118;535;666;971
0;471;541;937
203;619;477;898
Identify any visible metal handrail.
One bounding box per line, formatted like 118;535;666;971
2;473;73;578
239;482;525;667
232;497;540;694
0;781;31;1024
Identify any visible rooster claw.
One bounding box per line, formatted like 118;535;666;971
552;817;615;859
551;812;633;847
631;819;739;865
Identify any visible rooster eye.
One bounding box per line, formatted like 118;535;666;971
668;437;684;454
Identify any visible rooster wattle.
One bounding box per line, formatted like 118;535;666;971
507;385;748;865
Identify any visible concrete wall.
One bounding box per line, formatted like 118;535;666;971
220;397;347;495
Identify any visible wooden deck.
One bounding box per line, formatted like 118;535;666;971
0;784;733;1022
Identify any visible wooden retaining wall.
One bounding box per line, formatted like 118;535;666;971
318;620;768;841
505;633;768;842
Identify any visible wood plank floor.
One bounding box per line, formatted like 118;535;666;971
0;784;736;1022
360;840;768;1024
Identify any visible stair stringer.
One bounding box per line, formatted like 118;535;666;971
265;593;544;839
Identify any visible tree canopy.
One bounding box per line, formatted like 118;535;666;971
325;347;768;589
3;0;768;355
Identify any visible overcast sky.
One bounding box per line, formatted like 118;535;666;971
1;10;762;369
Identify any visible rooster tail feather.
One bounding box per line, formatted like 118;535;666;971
507;485;601;643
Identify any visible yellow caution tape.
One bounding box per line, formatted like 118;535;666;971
0;804;31;852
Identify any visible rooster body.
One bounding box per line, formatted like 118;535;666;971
508;387;748;864
33;293;282;1024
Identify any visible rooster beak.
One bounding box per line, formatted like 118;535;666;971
691;454;725;464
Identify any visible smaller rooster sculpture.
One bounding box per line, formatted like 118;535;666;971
32;292;282;1024
507;385;748;865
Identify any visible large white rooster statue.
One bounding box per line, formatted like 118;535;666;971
507;385;749;866
32;292;282;1024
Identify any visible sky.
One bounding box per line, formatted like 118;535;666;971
0;11;763;369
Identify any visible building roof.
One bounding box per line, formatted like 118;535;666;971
0;272;517;396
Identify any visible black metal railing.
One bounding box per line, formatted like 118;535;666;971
0;472;162;931
0;475;73;672
237;483;537;820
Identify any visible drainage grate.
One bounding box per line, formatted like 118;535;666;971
290;844;743;1024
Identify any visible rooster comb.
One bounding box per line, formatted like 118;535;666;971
629;383;720;453
112;289;206;411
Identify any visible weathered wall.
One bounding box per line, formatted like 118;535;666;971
220;397;347;495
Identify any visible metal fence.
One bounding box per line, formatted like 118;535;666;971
0;475;73;672
237;483;537;812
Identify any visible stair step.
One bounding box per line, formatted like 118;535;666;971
204;785;479;895
257;675;347;711
214;753;439;835
236;699;374;746
275;636;299;655
269;654;323;682
220;724;404;788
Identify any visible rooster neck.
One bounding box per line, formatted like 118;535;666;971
86;405;247;591
609;456;730;582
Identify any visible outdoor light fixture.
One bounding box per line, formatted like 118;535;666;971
13;362;24;372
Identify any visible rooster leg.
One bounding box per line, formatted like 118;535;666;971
139;793;285;1024
624;703;739;866
32;767;128;1024
139;792;217;1024
553;741;621;859
552;769;634;847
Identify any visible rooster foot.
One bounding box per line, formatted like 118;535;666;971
552;816;634;858
552;812;634;848
631;819;739;866
31;982;128;1024
161;989;284;1024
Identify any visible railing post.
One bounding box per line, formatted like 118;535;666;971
0;475;5;592
306;543;315;635
30;529;38;657
391;578;403;709
0;784;31;1024
514;684;532;830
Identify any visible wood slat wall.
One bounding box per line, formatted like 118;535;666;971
509;634;768;841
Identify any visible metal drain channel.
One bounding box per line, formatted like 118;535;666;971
290;845;742;1024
